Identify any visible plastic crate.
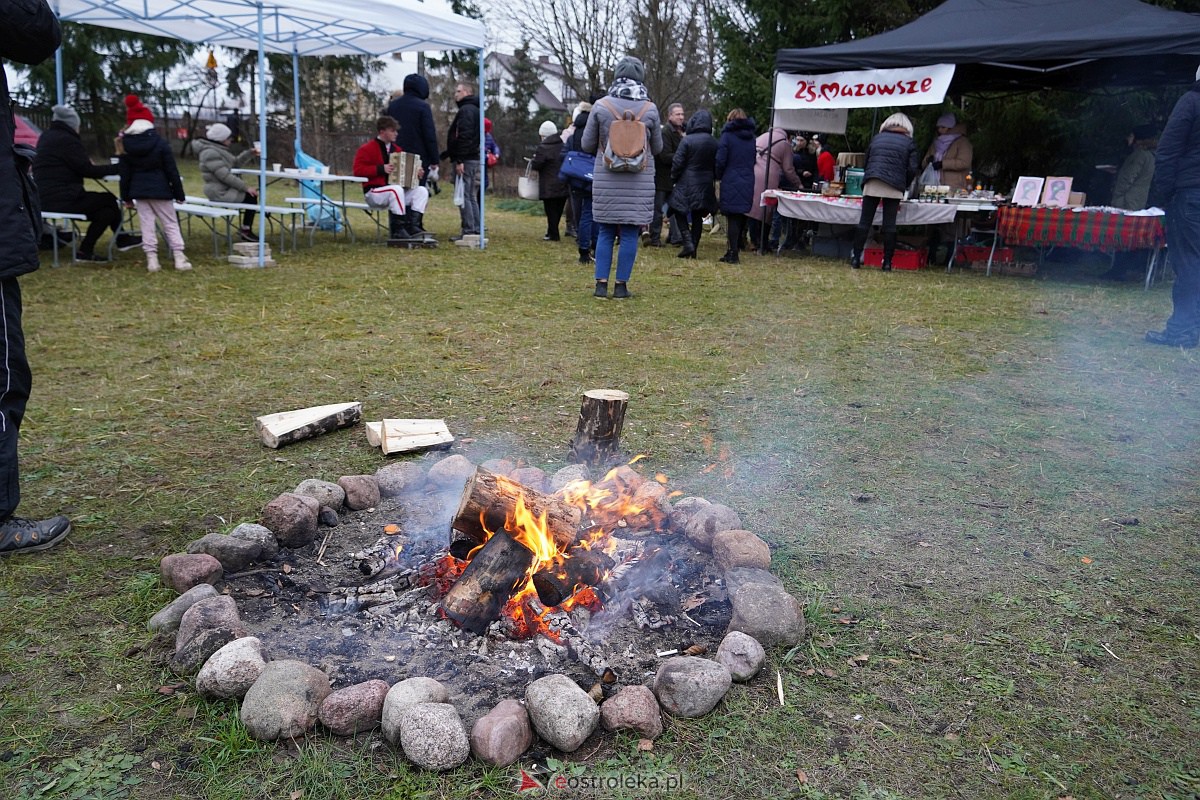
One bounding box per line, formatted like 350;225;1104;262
955;244;1013;266
863;246;926;270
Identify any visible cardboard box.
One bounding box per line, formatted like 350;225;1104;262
1068;191;1086;207
863;246;926;270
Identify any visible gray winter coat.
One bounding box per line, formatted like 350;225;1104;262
194;138;257;202
581;95;663;225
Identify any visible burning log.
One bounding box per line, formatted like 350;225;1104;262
567;389;629;467
354;537;405;578
452;467;583;550
319;577;407;615
440;531;535;634
531;549;616;607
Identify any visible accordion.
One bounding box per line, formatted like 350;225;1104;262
388;151;422;188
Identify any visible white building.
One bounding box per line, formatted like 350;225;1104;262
483;52;578;115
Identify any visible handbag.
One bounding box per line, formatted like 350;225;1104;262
559;150;594;183
452;175;465;207
486;152;499;167
518;159;540;201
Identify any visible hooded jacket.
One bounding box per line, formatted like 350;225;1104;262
668;110;718;214
32;121;117;211
531;134;568;199
445;93;481;164
119;129;185;202
194;137;258;202
1149;82;1200;208
385;74;440;172
715;117;758;215
748;128;801;221
2;0;61;279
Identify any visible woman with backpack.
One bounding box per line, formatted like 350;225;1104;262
581;56;663;299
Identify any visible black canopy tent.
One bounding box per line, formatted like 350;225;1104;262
775;0;1200;94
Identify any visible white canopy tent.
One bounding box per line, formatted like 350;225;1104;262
47;0;489;252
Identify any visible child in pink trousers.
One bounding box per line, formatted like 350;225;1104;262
117;95;190;271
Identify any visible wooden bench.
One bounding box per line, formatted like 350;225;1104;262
40;211;87;266
173;203;239;256
184;196;306;251
285;196;386;244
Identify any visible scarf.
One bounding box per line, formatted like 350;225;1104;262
608;78;649;102
933;132;960;162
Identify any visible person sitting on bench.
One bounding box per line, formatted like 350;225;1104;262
352;115;435;245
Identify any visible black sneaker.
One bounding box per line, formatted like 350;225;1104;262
0;515;71;556
115;232;143;251
74;251;108;263
613;282;630;299
594;281;608;298
1145;329;1199;348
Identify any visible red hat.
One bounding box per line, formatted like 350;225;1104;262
124;94;154;125
484;117;493;133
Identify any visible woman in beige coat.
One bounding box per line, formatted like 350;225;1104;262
922;112;972;192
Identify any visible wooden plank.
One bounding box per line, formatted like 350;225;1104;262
254;401;362;448
379;418;453;455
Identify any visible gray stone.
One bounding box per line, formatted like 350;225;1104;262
338;475;380;511
716;631;767;682
170;626;243;676
319;679;390;736
228;523;279;561
724;567;806;647
600;685;663;739
479;458;515;476
159;553;223;593
508;466;548;493
240;660;331;741
148;583;218;633
681;503;742;552
470;699;534;766
261;492;320;548
711;529;772;572
176;594;243;653
196;636;267;700
375;462;426;496
652;656;732;718
381;677;450;744
318;506;340;527
397;702;470;771
186;533;262;573
668;496;711;535
549;463;589;492
293;479;346;510
426;454;474;490
524;674;599;753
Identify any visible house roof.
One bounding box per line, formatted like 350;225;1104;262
485;51;568;111
775;0;1200;92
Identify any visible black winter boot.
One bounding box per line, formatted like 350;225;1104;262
882;230;897;272
388;213;410;240
579;248;593;264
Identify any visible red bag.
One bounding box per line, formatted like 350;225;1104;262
486;152;499;167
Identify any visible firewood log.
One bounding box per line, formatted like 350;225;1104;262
451;467;582;550
440;531;535;634
567;389;629;466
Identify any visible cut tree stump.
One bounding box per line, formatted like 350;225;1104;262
364;418;454;454
440;530;535;634
255;402;362;449
567;389;629;466
452;467;583;550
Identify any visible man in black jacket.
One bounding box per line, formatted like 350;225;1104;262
385;73;439;190
1145;68;1200;348
0;0;72;555
443;83;481;239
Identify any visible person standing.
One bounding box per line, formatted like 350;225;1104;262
118;97;190;271
668;109;718;259
565;100;595;264
531;120;568;241
746;126;801;251
715;108;757;264
1101;124;1158;281
849;113;920;272
33;105;139;261
385;73;440;189
444;82;481;240
921;112;973;192
651;102;684;246
0;0;72;554
1146;69;1200;348
581;55;663;299
352;115;435;245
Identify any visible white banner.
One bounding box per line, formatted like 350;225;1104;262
772;107;848;135
775;64;955;110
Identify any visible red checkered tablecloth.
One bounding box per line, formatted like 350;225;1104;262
996;206;1165;252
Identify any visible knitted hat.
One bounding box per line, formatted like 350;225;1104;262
484;117;493;133
125;119;154;135
613;55;645;84
206;122;232;142
51;104;80;130
936;112;957;129
124;94;154;125
539;120;558;137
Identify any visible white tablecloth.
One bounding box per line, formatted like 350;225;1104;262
766;191;960;225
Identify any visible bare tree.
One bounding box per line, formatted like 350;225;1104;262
491;0;630;100
632;0;718;111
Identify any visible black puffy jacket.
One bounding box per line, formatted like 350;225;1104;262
444;94;481;164
863;129;919;193
1149;82;1200;208
668;110;718;214
32;121;117;212
119;130;185;202
715;117;757;214
385;74;440;169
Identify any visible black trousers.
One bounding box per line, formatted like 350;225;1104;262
673;210;705;250
542;197;566;239
725;213;747;254
72;191;121;255
853;195;901;261
0;277;29;521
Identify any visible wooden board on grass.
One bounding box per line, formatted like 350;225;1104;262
365;418;454;454
255;402;362;448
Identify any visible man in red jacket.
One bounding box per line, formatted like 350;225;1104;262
352;116;435;246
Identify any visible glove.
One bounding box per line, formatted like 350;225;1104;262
932;160;943;170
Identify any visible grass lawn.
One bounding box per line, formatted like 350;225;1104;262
1;163;1198;800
